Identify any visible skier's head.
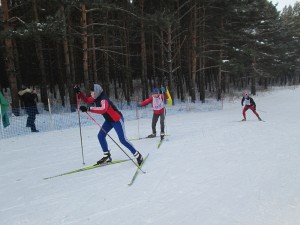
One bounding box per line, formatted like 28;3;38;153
243;90;249;98
152;88;159;94
90;84;103;99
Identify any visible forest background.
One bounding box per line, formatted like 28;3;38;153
0;0;299;115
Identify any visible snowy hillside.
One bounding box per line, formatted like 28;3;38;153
1;86;300;225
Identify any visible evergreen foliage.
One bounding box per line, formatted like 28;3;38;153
0;0;299;111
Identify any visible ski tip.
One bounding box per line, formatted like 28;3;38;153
139;153;150;172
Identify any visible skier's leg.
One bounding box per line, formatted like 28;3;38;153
28;108;37;131
242;106;249;119
113;118;143;165
25;107;30;127
151;113;159;135
97;121;113;153
160;113;165;133
114;118;137;155
250;106;261;120
31;113;37;131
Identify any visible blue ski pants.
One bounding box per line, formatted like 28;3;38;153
97;117;137;155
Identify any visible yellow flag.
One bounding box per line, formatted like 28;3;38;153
166;88;172;107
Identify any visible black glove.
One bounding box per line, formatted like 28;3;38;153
79;106;89;112
254;106;256;111
74;85;81;94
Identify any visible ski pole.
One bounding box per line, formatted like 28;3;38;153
76;94;85;165
85;112;145;173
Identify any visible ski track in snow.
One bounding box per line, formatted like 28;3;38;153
1;86;300;225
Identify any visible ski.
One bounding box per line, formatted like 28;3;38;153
44;159;130;180
129;137;149;141
236;119;266;122
157;135;166;148
128;153;149;186
157;137;165;148
129;135;170;141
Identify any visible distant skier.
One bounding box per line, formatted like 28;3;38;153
241;91;262;121
74;84;143;166
18;87;39;132
138;87;167;139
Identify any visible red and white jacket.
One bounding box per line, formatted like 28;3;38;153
79;92;122;122
139;94;165;115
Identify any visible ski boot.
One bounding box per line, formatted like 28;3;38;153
96;152;112;165
147;133;156;138
134;151;143;166
160;132;165;140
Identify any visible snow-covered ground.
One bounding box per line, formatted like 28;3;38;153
1;86;300;225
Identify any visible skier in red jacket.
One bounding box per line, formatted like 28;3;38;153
74;84;143;166
241;91;262;121
139;88;167;139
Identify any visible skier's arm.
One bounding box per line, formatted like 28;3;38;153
241;97;245;106
250;98;256;109
79;92;95;104
89;99;109;114
140;97;153;107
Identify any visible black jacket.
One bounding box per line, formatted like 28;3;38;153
18;88;39;114
241;97;256;107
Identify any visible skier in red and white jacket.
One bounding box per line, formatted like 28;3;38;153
241;91;262;121
139;88;167;138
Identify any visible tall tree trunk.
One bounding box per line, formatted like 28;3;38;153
160;28;165;88
199;3;206;103
103;28;110;95
190;1;197;103
251;76;256;95
81;2;89;93
216;18;224;101
1;0;20;115
89;12;98;84
151;33;156;84
56;42;66;107
12;40;22;90
47;43;55;99
32;0;49;110
139;0;148;100
60;3;75;111
67;16;76;86
251;58;258;95
176;0;184;102
167;26;175;105
122;3;132;104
